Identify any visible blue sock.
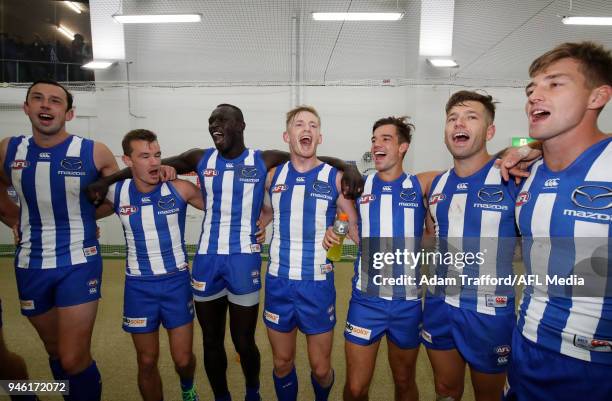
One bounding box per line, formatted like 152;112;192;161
68;361;101;401
180;376;194;392
311;370;334;401
49;358;66;380
273;367;298;401
215;394;232;401
245;384;261;401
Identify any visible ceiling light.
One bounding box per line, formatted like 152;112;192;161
428;58;458;68
561;16;612;26
64;1;82;14
112;13;202;24
311;12;404;21
57;25;75;40
82;61;115;69
419;0;455;56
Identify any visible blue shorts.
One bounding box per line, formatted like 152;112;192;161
505;330;612;401
345;291;422;349
15;259;103;316
421;296;515;374
123;269;194;334
191;253;261;297
263;274;336;335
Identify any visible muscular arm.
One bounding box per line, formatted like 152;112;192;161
173;179;204;210
0;138;19;227
416;170;441;201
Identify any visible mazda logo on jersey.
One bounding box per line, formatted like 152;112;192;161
399;190;417;202
10;160;29;169
429;193;445;205
240;166;258;178
60;158;83;171
571;185;612;210
157;196;176;210
119;205;138;215
477;188;504;203
312;181;332;194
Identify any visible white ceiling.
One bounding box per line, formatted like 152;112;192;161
93;0;612;86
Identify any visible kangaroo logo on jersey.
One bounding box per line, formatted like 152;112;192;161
272;184;288;193
60;157;83;170
359;194;376;204
516;191;531;206
157;196;176;210
544;178;560;188
120;205;139;215
203;168;218;177
429;193;446;205
400;189;417;202
477;188;504;203
571;185;612;210
239;165;258;178
312;181;332;194
10;160;29;169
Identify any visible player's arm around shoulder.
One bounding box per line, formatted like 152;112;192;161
172;178;204;210
93;141;120;178
262;150;290;171
335;171;359;245
416;170;440;201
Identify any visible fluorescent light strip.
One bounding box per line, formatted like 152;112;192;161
562;16;612;26
82;61;114;69
419;0;455;56
312;12;404;21
57;25;75;40
113;14;202;24
428;58;458;67
64;1;82;14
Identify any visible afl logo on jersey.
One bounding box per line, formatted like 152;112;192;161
157;196;176;210
571;185;612;210
515;191;531;206
272;184;288;193
203;169;218;177
429;193;445;205
359;194;376;204
313;181;332;194
400;190;417;202
120;205;139;215
10;160;29;169
477;188;504;203
60;158;83;170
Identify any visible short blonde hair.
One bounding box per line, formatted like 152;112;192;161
286;105;321;128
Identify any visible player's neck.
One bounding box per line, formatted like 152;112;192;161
453;150;491;178
376;164;404;182
290;154;321;173
541;124;607;172
220;143;246;160
32;129;69;148
132;176;158;194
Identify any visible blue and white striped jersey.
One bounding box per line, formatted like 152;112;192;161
4;135;100;269
516;137;612;364
428;157;519;315
353;172;426;300
107;180;188;276
195;148;267;255
267;162;339;280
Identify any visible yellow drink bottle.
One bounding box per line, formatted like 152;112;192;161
326;212;349;262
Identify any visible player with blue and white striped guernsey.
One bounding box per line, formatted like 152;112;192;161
262;106;358;401
87;103;363;401
324;116;428;401
423;91;519;401
98;129;203;401
0;80;119;401
502;42;612;401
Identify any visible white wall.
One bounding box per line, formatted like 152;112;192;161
1;85;611;244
